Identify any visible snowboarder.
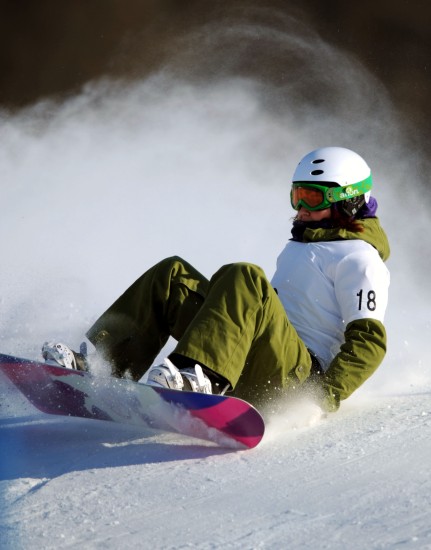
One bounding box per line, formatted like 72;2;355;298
43;147;390;412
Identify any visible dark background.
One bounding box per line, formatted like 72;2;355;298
1;1;429;151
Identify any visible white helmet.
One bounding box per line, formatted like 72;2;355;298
292;147;372;216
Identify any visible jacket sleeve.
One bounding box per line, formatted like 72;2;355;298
319;318;387;412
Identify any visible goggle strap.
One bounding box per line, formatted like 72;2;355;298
325;175;373;204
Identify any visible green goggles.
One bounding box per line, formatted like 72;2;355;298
290;175;372;211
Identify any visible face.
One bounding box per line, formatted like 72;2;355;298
296;206;332;222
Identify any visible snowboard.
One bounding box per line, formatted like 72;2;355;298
0;352;265;449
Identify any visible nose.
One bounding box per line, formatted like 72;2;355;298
297;207;311;219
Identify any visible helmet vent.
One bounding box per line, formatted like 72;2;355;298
311;169;324;175
312;159;325;164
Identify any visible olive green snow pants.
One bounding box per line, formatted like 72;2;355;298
86;256;312;404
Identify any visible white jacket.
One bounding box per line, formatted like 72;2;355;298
271;239;390;371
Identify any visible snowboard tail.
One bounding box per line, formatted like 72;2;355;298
0;353;264;449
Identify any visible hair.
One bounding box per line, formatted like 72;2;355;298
331;205;364;232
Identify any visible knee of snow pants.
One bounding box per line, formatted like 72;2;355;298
173;262;312;405
86;256;209;380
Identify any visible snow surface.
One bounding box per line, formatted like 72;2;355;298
1;19;431;550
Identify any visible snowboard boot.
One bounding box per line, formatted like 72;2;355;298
146;358;212;394
42;342;89;372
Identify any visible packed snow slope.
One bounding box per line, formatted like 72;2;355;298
1;16;431;550
2;382;431;549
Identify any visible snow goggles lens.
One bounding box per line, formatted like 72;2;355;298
290;184;331;211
